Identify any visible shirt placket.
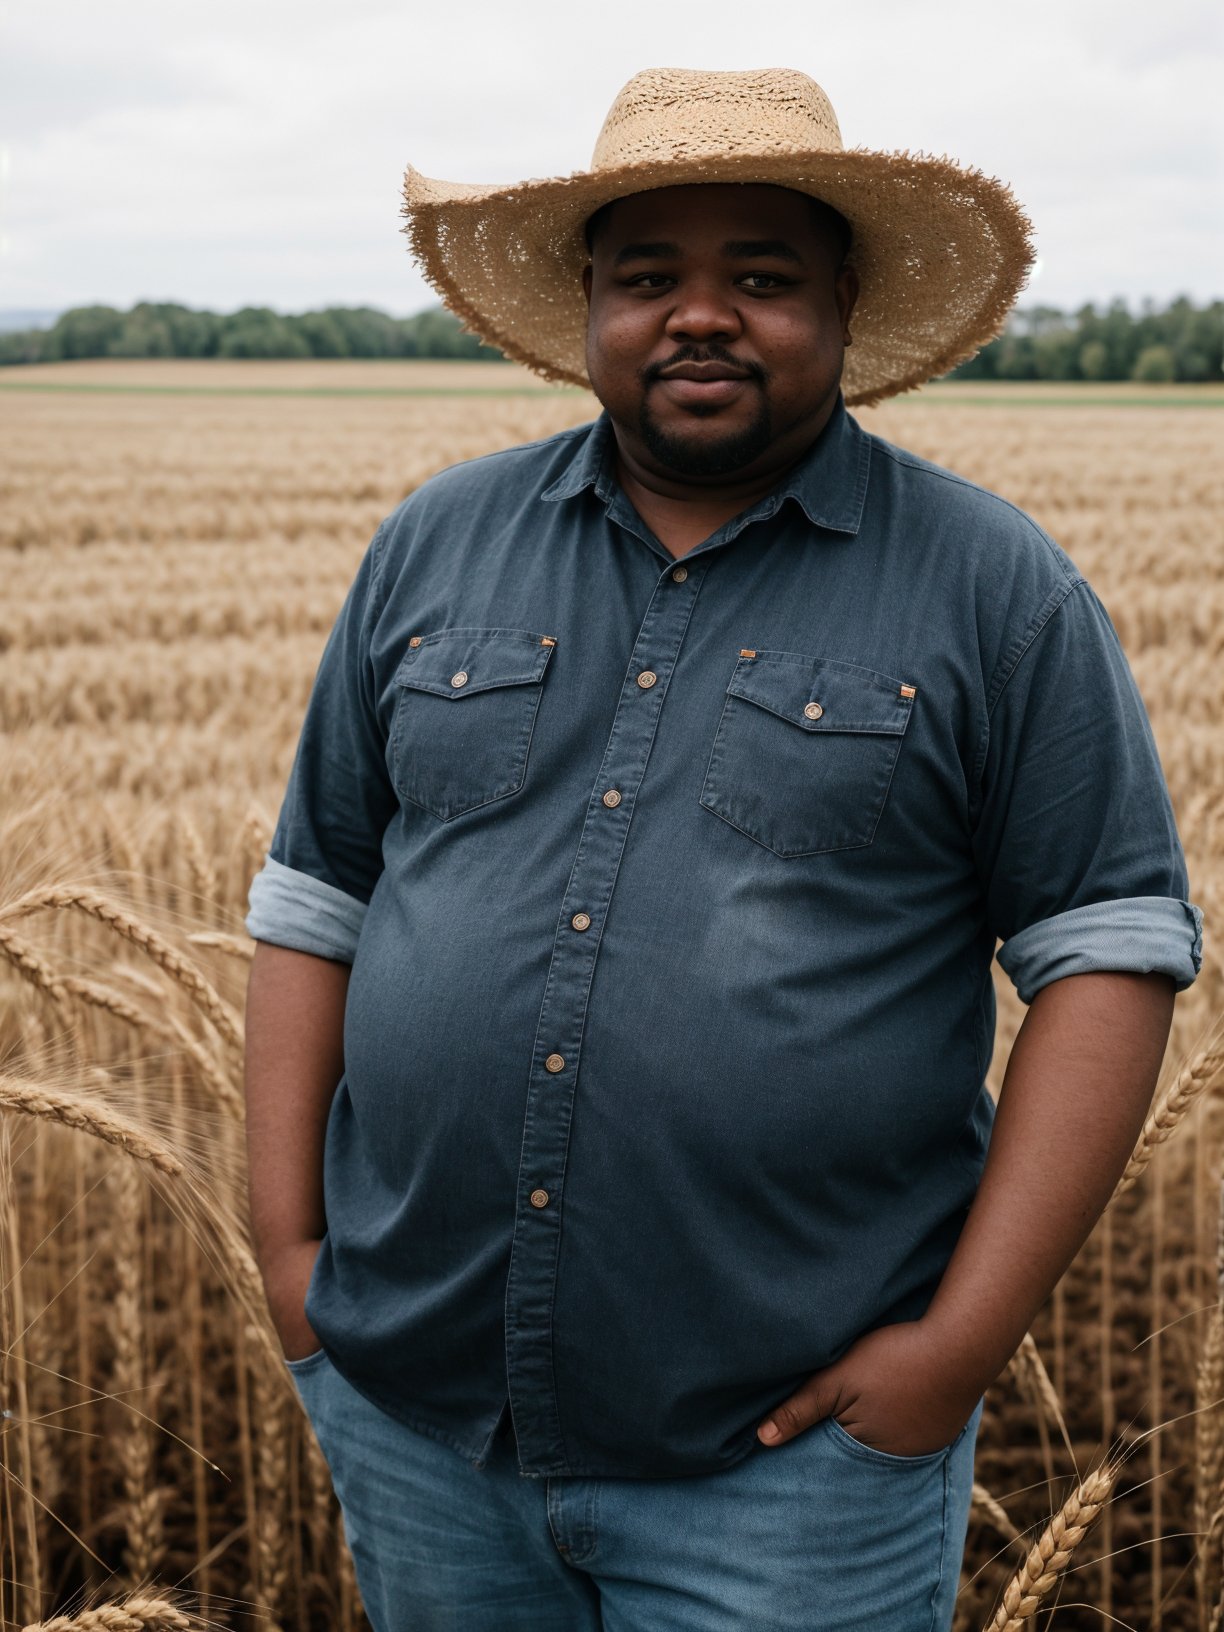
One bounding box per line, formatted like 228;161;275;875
502;542;708;1473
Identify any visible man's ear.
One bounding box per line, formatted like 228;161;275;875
835;263;860;329
581;263;593;307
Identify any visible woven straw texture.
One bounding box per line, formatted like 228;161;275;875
401;68;1036;407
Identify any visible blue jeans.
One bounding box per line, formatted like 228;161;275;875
288;1348;984;1632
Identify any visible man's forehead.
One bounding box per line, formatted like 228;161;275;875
584;183;845;263
601;182;816;227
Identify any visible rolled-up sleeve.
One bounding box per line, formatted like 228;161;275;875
972;575;1204;1004
245;519;399;964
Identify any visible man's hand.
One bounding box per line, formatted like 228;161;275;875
756;1318;982;1452
263;1236;325;1363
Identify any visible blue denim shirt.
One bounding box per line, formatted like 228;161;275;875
246;392;1203;1479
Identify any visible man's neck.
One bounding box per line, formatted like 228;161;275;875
606;396;841;560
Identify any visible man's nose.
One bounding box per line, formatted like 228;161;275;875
664;281;743;342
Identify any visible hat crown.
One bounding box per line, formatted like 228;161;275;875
591;67;844;171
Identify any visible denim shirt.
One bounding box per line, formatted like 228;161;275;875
246;392;1203;1479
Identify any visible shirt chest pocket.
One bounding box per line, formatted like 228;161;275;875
698;650;916;857
390;628;557;821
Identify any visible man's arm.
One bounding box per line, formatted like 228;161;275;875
757;968;1175;1451
244;939;351;1361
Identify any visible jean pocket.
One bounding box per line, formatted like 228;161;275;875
390;627;557;821
698;650;915;857
822;1413;956;1468
284;1345;329;1377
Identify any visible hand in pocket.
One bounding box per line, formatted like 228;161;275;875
265;1237;325;1363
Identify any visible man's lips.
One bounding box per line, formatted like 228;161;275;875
653;360;755;408
656;361;753;382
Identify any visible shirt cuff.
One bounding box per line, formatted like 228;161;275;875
997;896;1204;1005
244;855;368;964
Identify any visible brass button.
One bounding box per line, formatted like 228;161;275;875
637;670;657;689
671;566;688;582
529;1188;550;1209
545;1053;565;1072
804;701;824;720
602;789;622;808
571;912;591;932
451;670;469;688
408;635;422;647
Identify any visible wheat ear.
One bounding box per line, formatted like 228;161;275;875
1;885;243;1055
0;1074;184;1175
22;1594;194;1630
982;1460;1117;1631
1114;1023;1224;1199
186;930;254;962
0;930;243;1119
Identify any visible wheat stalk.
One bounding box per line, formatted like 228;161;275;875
108;1162;167;1589
1197;1304;1224;1622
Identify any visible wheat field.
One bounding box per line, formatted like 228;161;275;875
0;359;1221;1632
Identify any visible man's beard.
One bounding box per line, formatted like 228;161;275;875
637;389;774;478
627;341;776;478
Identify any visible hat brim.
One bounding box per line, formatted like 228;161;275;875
401;147;1035;407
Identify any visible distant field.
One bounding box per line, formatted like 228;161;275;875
0;356;566;394
0;356;1221;404
1;356;1222;1632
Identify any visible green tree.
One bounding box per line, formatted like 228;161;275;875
108;304;176;357
217;307;311;358
296;311;351;357
1078;340;1109;380
1131;344;1176;383
44;305;125;360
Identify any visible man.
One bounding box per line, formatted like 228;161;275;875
243;68;1203;1631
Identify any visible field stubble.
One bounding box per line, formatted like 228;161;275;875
0;362;1221;1631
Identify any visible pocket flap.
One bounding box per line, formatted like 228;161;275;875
726;651;914;735
394;628;557;699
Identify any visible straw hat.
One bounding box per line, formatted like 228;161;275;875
400;67;1035;407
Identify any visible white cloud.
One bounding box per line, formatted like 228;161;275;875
1;0;1220;314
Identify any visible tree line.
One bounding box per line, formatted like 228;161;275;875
948;296;1221;383
0;302;505;365
1;295;1219;381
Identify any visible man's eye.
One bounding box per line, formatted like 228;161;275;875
740;273;786;290
627;273;672;288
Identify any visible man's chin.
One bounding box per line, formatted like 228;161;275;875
638;408;774;479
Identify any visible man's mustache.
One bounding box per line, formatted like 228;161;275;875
641;345;768;387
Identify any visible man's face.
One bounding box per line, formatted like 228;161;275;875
581;183;859;483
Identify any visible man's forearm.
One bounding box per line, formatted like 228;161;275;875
922;969;1175;1394
243;939;351;1277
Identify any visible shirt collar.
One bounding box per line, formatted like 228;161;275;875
539;390;871;539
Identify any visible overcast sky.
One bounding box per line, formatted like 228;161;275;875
2;0;1221;319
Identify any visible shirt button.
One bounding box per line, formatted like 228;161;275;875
530;1188;550;1208
671;566;688;582
571;912;591;931
409;635;423;647
803;701;824;720
545;1053;566;1072
451;670;469;688
636;670;657;689
602;789;622;808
